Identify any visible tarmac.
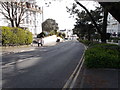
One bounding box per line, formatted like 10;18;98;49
1;42;120;89
74;65;120;89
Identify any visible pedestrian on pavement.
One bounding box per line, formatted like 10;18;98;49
38;38;44;47
40;38;44;46
38;39;40;47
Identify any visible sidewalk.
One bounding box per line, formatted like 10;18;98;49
1;45;36;55
74;64;120;89
0;35;63;55
0;42;57;55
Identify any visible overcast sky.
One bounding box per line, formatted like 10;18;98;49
36;0;99;30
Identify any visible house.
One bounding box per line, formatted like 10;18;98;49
107;13;120;37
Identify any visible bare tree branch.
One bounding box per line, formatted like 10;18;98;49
0;2;28;27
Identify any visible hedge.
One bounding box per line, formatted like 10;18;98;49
78;39;99;46
48;30;66;39
85;43;120;68
79;39;92;46
1;26;33;46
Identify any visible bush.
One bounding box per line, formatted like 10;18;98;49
62;33;66;38
85;43;120;68
110;37;120;43
78;39;92;46
108;39;111;42
1;27;13;45
48;30;57;36
48;30;66;39
37;32;46;38
25;31;33;45
1;26;33;46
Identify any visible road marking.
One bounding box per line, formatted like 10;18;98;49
70;58;85;88
2;59;26;68
2;48;42;68
62;43;86;89
2;48;36;56
21;49;35;52
21;50;25;52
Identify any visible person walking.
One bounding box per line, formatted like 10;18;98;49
38;38;44;47
40;38;44;46
38;39;41;47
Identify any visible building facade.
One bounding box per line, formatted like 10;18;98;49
107;13;120;37
0;1;42;35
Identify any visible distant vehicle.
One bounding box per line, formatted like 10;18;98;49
56;39;60;42
64;38;68;40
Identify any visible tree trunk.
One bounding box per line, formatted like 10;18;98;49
87;28;91;41
75;1;102;35
10;19;14;27
101;8;108;43
101;33;106;43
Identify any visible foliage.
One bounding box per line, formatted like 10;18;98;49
57;32;66;39
42;19;59;32
25;31;33;45
48;30;57;36
71;6;103;41
78;38;99;46
37;32;46;38
85;43;120;68
92;33;101;40
48;30;66;39
67;1;111;43
1;26;33;46
62;33;66;38
78;39;92;46
111;37;120;43
57;32;62;37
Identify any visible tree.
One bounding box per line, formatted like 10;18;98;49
67;1;109;43
0;2;28;27
71;6;103;41
37;32;46;38
42;19;59;32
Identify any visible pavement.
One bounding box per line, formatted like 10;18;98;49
74;64;120;89
0;42;57;56
1;41;120;89
72;43;120;89
1;45;36;55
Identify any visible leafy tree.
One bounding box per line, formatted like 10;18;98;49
71;6;103;41
62;33;66;38
48;30;57;36
57;32;62;37
42;19;59;32
37;32;46;38
67;1;109;43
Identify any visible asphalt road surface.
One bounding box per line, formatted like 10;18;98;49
2;41;85;88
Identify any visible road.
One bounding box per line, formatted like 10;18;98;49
2;41;85;88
